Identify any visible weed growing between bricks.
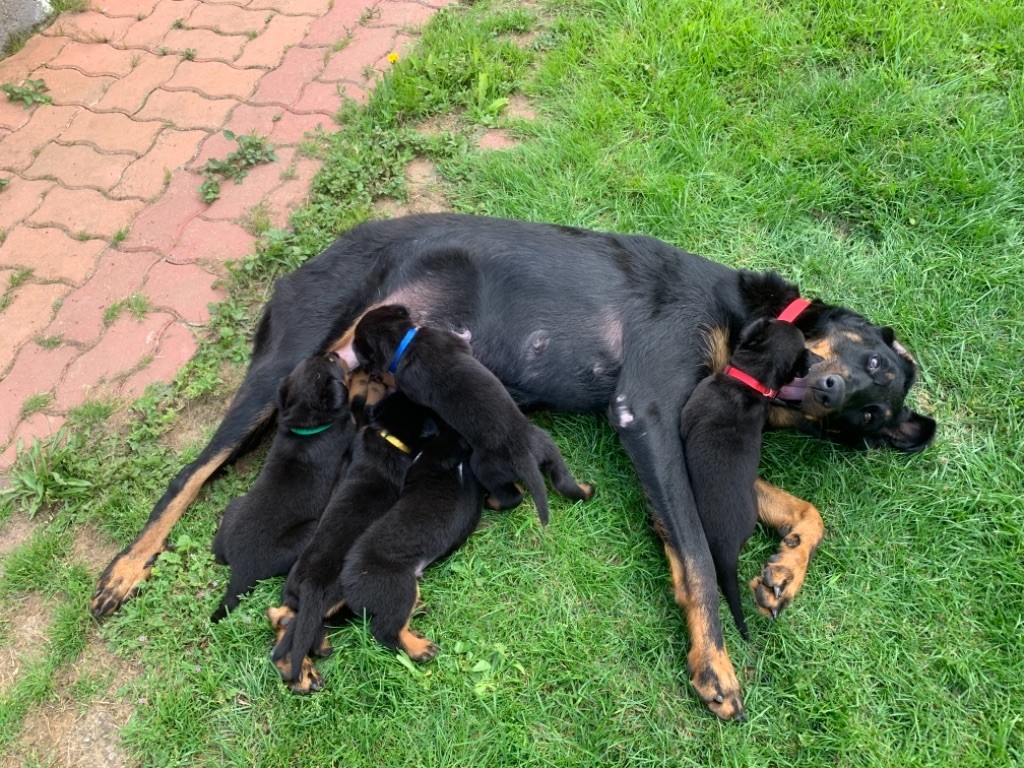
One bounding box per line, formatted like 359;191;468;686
199;130;279;203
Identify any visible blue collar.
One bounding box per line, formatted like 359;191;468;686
388;327;419;374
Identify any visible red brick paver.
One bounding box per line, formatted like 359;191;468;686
0;0;456;471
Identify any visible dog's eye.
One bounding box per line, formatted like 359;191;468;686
867;355;881;372
862;410;874;424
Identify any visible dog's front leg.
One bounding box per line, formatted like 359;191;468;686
610;381;744;722
751;479;824;620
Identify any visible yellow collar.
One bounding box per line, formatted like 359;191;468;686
377;429;412;454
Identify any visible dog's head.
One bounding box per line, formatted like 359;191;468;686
352;304;414;374
731;317;810;391
782;307;936;452
739;271;936;453
276;353;349;431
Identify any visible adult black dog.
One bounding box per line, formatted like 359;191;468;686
342;422;484;665
210;353;354;621
681;313;809;641
352;304;594;525
271;392;433;694
92;214;935;720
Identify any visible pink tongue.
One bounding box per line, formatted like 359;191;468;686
777;376;808;401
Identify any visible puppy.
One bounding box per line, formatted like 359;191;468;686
352;304;594;526
342;423;484;662
211;353;354;621
680;317;808;640
270;392;435;693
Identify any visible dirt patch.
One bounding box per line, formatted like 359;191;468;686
374;157;453;218
0;514;36;560
159;393;229;454
71;527;120;577
0;592;52;695
5;635;142;768
505;93;536;121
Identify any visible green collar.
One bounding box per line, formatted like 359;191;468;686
288;423;333;436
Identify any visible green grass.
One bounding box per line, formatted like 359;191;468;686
1;0;1022;765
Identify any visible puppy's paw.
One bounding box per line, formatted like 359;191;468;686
400;628;439;662
287;657;325;695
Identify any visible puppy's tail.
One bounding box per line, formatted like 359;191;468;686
285;584;329;682
720;566;750;641
518;459;551;527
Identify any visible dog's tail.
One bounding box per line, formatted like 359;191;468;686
720;566;750;641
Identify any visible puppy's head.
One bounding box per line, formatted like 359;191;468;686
731;318;809;391
352;304;414;374
368;391;437;454
276;353;349;431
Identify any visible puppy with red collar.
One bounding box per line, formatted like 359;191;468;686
352;304;594;526
680;314;809;640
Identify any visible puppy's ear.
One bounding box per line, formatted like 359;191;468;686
870;409;937;453
276;376;292;412
792;348;811;378
738;317;772;348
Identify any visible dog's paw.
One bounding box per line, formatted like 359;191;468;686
91;549;160;617
578;482;595;501
687;647;745;722
750;553;803;620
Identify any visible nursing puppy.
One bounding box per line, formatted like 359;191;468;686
342;424;485;662
211;353;353;621
680;318;808;640
270;392;434;693
352;304;594;526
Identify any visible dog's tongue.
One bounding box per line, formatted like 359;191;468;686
777;376;808;402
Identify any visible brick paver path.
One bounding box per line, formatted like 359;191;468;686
0;0;454;469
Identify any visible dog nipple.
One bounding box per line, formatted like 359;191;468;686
528;330;550;357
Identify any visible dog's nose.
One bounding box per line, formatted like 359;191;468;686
814;374;846;408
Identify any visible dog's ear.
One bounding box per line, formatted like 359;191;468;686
275;376;292;412
870;409;937;453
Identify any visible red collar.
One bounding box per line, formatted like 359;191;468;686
724;365;777;398
723;298;809;398
777;297;811;323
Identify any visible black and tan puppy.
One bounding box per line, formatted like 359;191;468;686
211;353;353;621
270;392;434;693
352;304;594;526
342;424;484;662
680;317;809;640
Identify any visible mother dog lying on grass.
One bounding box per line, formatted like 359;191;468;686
91;213;935;721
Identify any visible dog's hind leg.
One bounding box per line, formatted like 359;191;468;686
91;361;291;617
750;479;824;620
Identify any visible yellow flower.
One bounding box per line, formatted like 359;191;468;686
387;52;399;64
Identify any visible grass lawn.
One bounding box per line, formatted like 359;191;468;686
2;0;1022;765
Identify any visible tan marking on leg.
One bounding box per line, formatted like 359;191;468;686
398;624;438;662
397;584;438;662
751;479;825;620
92;445;236;615
661;541;744;721
578;482;595;500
